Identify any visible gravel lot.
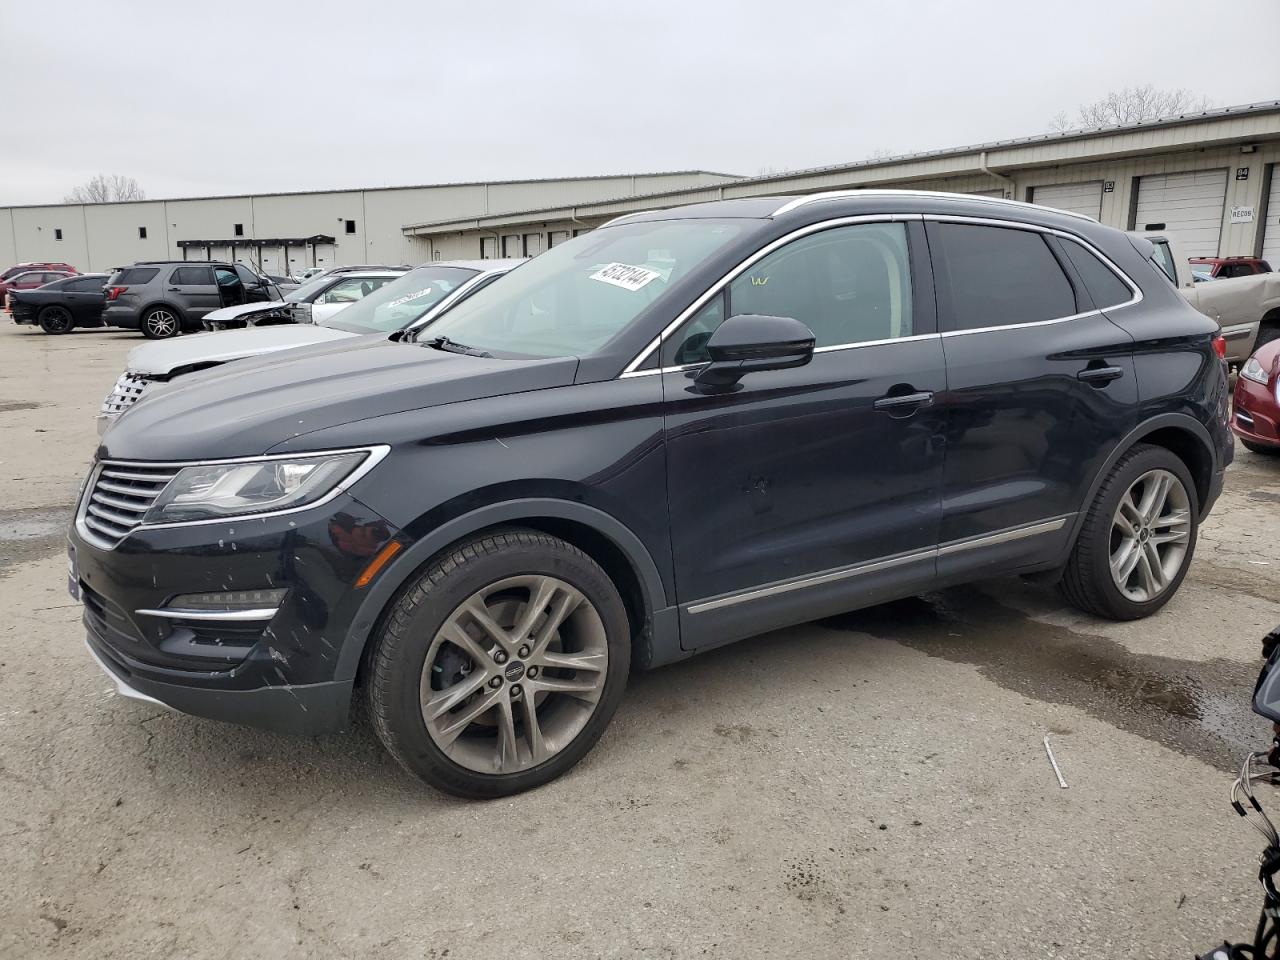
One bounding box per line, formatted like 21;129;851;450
3;321;1280;959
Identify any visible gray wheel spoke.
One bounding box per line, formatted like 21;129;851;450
1138;473;1171;524
529;585;586;658
494;697;520;772
438;620;494;667
1111;537;1141;582
529;674;602;704
434;688;503;749
463;600;514;651
422;670;488;722
1113;496;1140;537
520;694;548;764
536;650;605;674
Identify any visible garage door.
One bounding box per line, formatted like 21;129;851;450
1261;165;1280;267
1133;169;1228;258
1031;181;1103;220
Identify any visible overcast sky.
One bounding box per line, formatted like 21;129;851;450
2;0;1277;205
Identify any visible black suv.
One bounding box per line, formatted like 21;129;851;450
102;261;279;338
70;192;1232;798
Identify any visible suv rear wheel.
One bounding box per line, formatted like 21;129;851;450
140;306;180;339
367;528;630;798
1059;444;1198;620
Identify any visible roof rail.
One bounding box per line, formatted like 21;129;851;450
770;189;1097;222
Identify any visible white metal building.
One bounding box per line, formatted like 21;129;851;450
404;101;1280;265
0;171;738;274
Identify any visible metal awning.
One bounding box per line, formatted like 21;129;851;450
177;234;336;247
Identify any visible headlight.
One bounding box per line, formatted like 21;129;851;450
1242;356;1272;385
143;448;383;524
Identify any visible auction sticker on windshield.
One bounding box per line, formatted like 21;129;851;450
589;262;661;292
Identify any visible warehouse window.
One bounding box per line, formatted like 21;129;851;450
234;223;244;237
54;229;63;241
345;219;356;234
138;226;147;239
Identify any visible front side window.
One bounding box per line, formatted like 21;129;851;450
424;218;747;358
323;266;480;334
662;222;914;366
214;267;241;288
933;223;1075;331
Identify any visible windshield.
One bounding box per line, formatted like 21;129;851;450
322;266;480;334
422;219;747;358
287;274;346;303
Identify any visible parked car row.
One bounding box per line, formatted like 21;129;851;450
72;190;1241;799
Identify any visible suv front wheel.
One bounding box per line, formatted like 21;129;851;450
140;306;181;339
1059;444;1198;620
367;528;631;798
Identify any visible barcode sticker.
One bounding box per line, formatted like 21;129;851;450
589;262;661;292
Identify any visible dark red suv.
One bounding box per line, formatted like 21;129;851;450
1;262;77;282
1189;256;1272;280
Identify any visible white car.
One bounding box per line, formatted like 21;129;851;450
201;269;407;330
99;260;523;432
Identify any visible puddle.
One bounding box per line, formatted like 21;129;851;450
820;586;1269;773
1248;491;1280;504
0;401;41;413
0;506;70;577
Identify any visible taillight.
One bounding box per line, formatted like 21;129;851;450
106;286;126;301
1212;335;1227;359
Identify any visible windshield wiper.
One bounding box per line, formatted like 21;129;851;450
423;336;493;358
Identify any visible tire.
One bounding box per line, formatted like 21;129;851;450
37;305;74;335
367;528;631;798
140;306;181;339
1242;439;1280;456
1059;444;1199;620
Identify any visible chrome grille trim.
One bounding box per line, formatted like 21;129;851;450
76;462;179;549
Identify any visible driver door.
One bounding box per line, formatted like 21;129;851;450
661;220;947;651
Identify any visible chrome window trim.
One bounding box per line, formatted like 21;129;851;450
75;445;390;549
620;211;1143;377
620;214;924;376
686;515;1071;615
771;189;1096;222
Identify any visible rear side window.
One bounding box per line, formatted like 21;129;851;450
171;266;213;285
68;277;105;292
932;223;1076;331
114;268;160;284
1149;241;1178;285
1058;238;1133;309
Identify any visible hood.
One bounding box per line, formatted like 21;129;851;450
100;335;579;461
126;325;354;376
203;300;291;323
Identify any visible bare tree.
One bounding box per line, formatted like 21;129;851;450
1051;85;1214;132
64;174;146;204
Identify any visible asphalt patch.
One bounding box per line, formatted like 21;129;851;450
0;505;70;577
0;401;41;413
820;585;1269;773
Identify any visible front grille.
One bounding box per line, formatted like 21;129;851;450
80;462;178;546
100;372;157;416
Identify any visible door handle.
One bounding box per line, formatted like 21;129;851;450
873;390;934;414
1076;365;1124;386
167;286;181;291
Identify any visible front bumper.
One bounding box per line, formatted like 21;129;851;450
70;489;400;736
1233;375;1280;449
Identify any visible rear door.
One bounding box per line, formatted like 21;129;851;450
65;276;106;322
662;219;947;651
166;265;220;321
927;219;1138;579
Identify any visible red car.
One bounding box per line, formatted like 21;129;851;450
0;262;77;282
1234;338;1280;454
1190;256;1272;280
0;269;75;308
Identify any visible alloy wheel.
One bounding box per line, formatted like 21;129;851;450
145;309;178;337
41;306;71;333
419;574;608;774
1108;468;1192;602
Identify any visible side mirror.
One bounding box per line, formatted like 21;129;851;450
693;314;815;391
